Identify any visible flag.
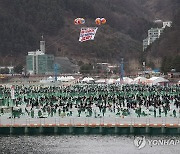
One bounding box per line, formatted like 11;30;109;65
79;27;98;42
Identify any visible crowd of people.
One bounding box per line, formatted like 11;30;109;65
0;84;180;118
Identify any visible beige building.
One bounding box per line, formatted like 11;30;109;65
143;21;172;51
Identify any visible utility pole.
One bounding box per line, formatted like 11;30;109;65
10;50;14;76
143;61;146;77
54;63;58;82
120;58;124;82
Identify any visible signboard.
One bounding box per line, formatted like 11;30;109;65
79;27;98;42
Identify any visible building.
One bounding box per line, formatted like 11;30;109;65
148;28;163;40
143;28;163;51
143;38;150;51
96;63;119;73
162;21;172;28
26;40;54;75
0;66;14;74
143;21;172;51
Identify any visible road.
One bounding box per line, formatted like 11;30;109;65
0;116;180;126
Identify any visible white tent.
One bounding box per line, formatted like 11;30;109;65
133;76;147;84
106;79;116;84
146;77;169;85
116;78;121;82
57;76;75;82
57;76;65;81
68;76;75;80
47;76;54;82
47;76;53;80
95;79;106;84
63;76;72;82
57;76;62;81
82;77;94;83
116;77;133;84
40;76;54;83
40;79;49;83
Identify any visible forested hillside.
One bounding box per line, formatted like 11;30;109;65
145;10;180;73
0;0;179;73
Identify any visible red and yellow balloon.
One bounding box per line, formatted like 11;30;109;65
95;18;101;25
74;17;106;25
101;18;106;24
95;18;106;25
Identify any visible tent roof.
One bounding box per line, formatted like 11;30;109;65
134;76;147;81
95;79;106;83
116;77;133;84
57;76;75;81
106;79;116;84
133;76;147;84
147;77;169;84
82;77;94;82
149;77;168;81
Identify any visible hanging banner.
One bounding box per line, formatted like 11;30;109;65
11;85;15;99
79;27;98;42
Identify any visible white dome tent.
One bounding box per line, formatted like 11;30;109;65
68;76;75;80
57;76;75;82
63;76;74;82
106;79;116;84
116;77;133;84
82;77;94;83
146;77;169;85
95;79;106;84
40;79;49;83
133;76;147;84
57;76;65;82
47;76;53;81
40;76;54;83
116;78;121;83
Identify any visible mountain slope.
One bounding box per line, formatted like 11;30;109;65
139;0;180;20
0;0;179;73
145;10;180;72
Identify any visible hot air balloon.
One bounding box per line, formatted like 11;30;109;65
101;18;106;24
74;18;80;25
80;18;85;24
74;18;85;25
95;18;106;25
95;18;101;25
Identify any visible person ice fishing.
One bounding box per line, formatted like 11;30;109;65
173;109;176;117
31;109;34;118
159;107;161;117
154;108;156;118
38;110;42;118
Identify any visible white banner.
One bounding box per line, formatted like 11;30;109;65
79;27;98;42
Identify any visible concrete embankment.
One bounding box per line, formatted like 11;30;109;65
0;124;179;135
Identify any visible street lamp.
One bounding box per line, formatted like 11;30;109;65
143;61;146;77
